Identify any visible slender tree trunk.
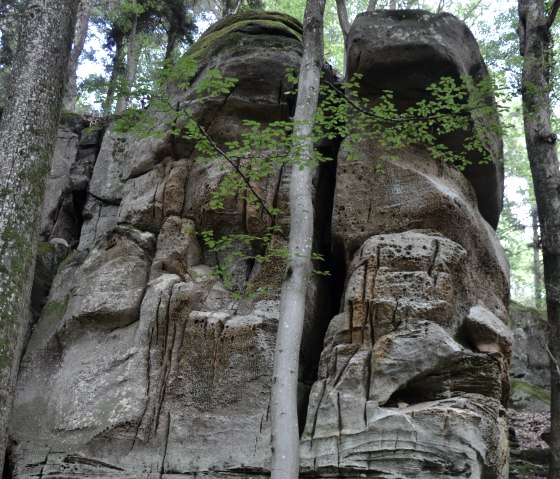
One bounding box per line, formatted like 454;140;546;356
518;1;560;476
532;207;543;308
221;0;241;18
116;11;138;113
270;0;325;477
63;0;90;111
335;0;349;68
0;0;78;470
103;33;124;115
367;0;378;10
165;27;179;60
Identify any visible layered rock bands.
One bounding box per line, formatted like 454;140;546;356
8;10;510;479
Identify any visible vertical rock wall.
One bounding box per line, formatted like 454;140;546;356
7;10;510;479
9;13;319;478
301;11;510;479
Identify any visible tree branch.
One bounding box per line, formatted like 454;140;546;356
184;111;277;223
548;0;560;29
322;78;495;123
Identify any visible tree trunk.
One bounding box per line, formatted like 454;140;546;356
63;0;90;112
0;0;78;471
532;207;543;308
103;33;124;115
518;1;560;476
270;0;325;477
334;0;349;68
115;10;138;113
367;0;378;10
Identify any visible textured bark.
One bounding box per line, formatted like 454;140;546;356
0;0;78;471
63;0;90;112
518;1;560;476
270;0;325;477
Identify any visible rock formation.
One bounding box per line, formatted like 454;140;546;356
7;10;511;479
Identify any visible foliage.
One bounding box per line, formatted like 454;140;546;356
316;72;501;169
114;48;504;300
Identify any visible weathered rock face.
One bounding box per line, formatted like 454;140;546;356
9;10;510;479
10;12;313;478
509;302;550;412
301;11;510;479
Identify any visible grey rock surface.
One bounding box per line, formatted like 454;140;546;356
346;10;504;229
10;12;312;478
300;11;510;478
509;303;550;412
10;10;512;479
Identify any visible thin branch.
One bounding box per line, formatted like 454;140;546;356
184;111;277;223
322;79;496;123
544;340;560;380
548;0;560;29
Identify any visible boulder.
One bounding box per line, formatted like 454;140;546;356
346;10;504;228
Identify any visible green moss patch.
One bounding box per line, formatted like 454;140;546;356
43;296;69;318
187;11;302;66
58;250;78;271
511;379;551;404
37;241;56;256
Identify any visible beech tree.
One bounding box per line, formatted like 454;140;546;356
270;0;325;477
64;0;91;111
518;0;560;476
0;0;78;471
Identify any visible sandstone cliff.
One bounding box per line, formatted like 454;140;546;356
7;10;511;479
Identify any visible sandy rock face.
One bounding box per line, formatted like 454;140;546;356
10;12;308;478
301;11;510;479
9;10;510;479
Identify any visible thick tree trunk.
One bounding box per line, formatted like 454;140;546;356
0;0;78;471
518;1;560;476
63;0;90;112
270;0;325;477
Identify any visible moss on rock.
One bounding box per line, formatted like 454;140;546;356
187;11;303;67
511;379;551;405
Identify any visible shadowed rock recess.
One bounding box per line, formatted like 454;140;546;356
8;10;510;479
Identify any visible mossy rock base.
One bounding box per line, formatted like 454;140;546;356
510;379;550;411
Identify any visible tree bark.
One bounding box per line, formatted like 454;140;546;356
0;0;78;471
103;32;124;115
518;1;560;476
270;0;325;477
532;207;543;307
115;8;138;113
63;0;90;111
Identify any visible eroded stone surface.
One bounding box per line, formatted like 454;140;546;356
346;10;504;228
11;10;511;479
10;12;312;478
